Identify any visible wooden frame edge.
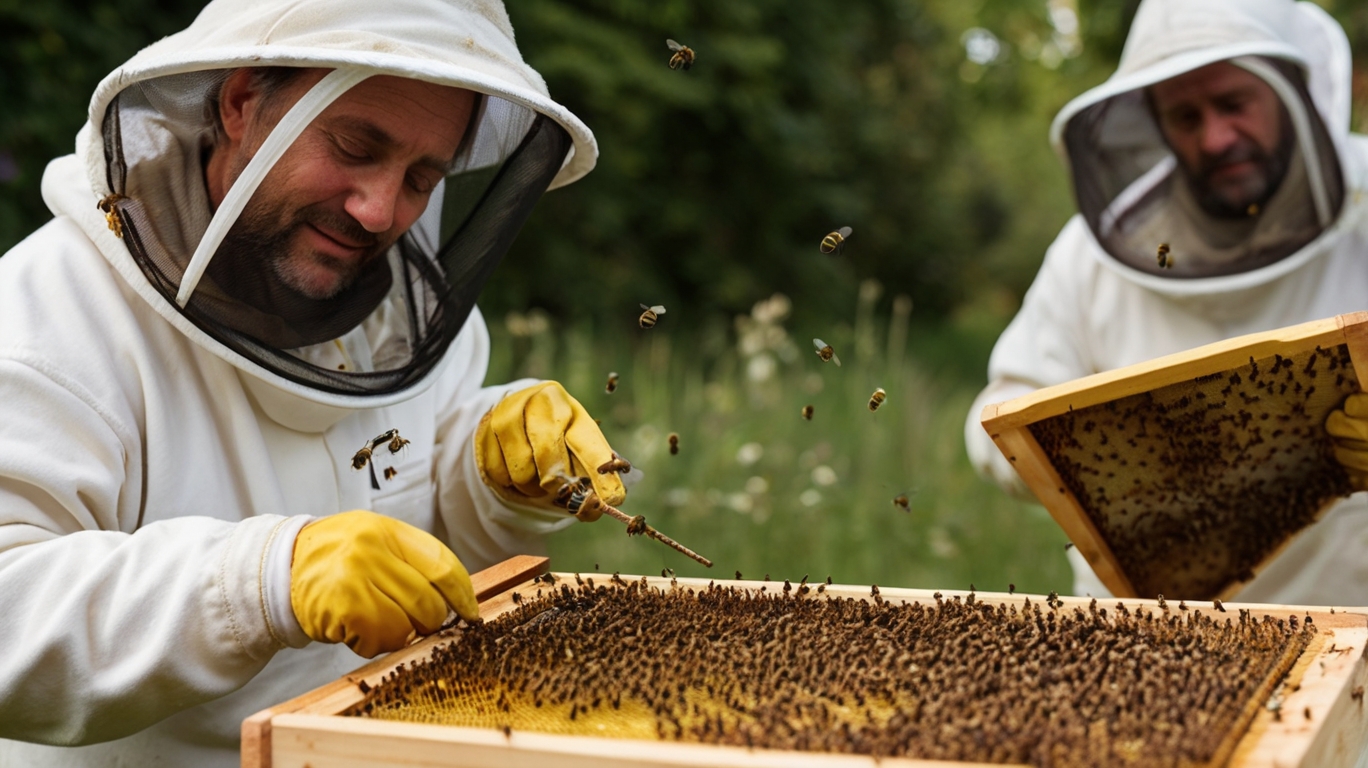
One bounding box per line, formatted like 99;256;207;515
989;426;1138;597
240;555;550;768
982;315;1353;433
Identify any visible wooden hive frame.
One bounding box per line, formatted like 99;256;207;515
243;555;1368;768
980;312;1368;600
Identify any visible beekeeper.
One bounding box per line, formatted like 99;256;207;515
965;0;1368;604
0;0;622;764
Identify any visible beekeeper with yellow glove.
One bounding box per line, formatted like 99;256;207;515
0;0;619;765
1326;394;1368;490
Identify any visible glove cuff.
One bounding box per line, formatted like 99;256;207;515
264;515;314;649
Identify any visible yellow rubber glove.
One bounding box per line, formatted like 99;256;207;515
291;511;478;658
475;381;624;520
1326;392;1368;489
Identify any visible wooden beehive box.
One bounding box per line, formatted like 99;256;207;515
243;555;1368;768
980;312;1368;601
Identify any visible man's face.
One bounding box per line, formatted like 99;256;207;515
1150;62;1290;218
211;70;475;300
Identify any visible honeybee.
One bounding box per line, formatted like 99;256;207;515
626;515;649;535
552;475;588;508
639;304;666;328
383;467;398;481
367;429;409;456
819;226;853;255
892;493;910;511
801;404;814;420
813;338;841;366
598;453;632;475
1157;242;1172;269
566;489;607;521
868;387;886;412
96;194;127;239
668;432;680;455
605;372;619;394
666;39;694;70
351;445;373;471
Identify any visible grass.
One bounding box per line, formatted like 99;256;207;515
484;284;1072;595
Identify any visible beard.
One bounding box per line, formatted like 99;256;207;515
217;198;388;301
1185;129;1294;220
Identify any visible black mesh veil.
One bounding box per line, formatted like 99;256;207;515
1060;56;1344;278
101;69;572;396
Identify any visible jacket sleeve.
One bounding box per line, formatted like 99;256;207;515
0;355;291;746
965;217;1098;499
431;308;579;573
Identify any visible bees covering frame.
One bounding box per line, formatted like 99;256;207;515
980;312;1368;600
244;554;1368;768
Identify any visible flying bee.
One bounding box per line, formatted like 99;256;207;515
638;303;667;329
892;493;910;511
351;445;373;471
598;453;632;475
801;404;814;421
666;39;694;70
605;371;619;394
868;387;887;412
383;467;398;481
819;226;853;255
813;338;841;366
668;432;680;455
1157;242;1172;269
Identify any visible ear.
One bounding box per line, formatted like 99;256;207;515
218;69;263;145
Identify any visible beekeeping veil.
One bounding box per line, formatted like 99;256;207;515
84;0;595;398
1051;0;1350;286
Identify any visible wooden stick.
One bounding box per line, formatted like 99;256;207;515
596;499;714;568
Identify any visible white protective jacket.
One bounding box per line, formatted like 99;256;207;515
965;0;1368;604
0;1;596;765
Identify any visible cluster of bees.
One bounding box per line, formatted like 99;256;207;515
1031;344;1357;598
349;579;1312;764
350;429;411;484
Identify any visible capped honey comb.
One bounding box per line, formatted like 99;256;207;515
1029;345;1356;599
345;580;1313;767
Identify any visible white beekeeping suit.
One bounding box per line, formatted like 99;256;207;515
0;0;598;765
965;0;1368;604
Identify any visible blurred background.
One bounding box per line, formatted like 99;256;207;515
8;0;1368;592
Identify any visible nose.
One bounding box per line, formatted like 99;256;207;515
343;172;403;234
1199;113;1241;158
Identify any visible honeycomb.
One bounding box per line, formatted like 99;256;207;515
346;579;1314;767
1029;344;1358;599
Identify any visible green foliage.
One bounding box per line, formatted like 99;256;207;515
495;0;1093;327
490;288;1073;591
0;0;203;247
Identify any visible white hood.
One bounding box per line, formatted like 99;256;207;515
1048;0;1356;297
59;0;597;414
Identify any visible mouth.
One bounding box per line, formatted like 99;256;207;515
304;222;372;258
